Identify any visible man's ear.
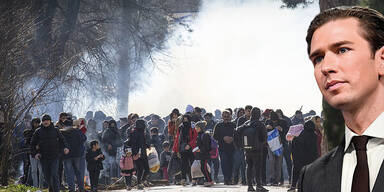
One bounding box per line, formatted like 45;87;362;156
377;46;384;79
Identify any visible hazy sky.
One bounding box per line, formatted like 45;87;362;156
128;0;322;118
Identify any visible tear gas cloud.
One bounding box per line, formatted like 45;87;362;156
126;0;322;118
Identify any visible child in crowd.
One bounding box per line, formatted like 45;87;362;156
86;140;105;192
120;147;136;191
160;141;172;182
195;121;214;187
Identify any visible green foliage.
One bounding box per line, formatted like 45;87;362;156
0;184;47;192
360;0;384;14
280;0;314;9
322;98;345;149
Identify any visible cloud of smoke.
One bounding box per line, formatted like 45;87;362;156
130;0;322;117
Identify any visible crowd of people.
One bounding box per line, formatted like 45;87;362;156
9;105;328;192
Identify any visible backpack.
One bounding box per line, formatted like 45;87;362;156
201;133;218;159
237;121;260;151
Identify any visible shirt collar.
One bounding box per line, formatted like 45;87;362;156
344;112;384;151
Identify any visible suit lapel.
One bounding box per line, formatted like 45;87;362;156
372;160;384;192
325;140;345;192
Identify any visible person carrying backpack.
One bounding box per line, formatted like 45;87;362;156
235;107;268;192
194;121;214;187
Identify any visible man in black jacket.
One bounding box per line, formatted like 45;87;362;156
61;119;87;192
213;110;236;185
31;114;69;192
235;107;268;192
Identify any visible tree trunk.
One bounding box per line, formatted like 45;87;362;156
116;0;137;117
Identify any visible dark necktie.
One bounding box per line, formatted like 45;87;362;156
351;135;370;192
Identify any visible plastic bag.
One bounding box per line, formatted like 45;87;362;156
167;152;181;176
146;147;160;173
191;160;210;179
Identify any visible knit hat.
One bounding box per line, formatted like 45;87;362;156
41;114;52;121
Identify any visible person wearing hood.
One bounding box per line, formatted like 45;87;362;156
195;121;214;187
289;120;318;191
176;114;197;185
23;118;44;188
148;114;166;135
31;114;70;192
101;120;123;179
235;107;268;192
126;119;150;189
61;119;87;192
213;110;236;185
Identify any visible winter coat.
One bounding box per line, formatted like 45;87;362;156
213;121;236;152
150;135;163;155
120;155;136;176
86;148;104;172
101;126;123;156
195;132;211;160
173;125;197;154
23;127;38;154
61;127;87;159
31;123;69;160
236;115;250;127
127;128;148;159
235;120;267;153
292;120;319;166
160;151;171;168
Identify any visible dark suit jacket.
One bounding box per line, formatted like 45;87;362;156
298;139;384;192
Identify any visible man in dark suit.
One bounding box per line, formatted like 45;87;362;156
299;6;384;192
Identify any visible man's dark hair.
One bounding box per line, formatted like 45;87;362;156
276;109;284;116
306;6;384;57
250;107;261;121
131;113;139;119
90;140;99;148
225;108;233;115
63;119;73;127
295;110;302;115
31;118;41;126
59;112;67;118
204;112;213;118
245;105;253;110
194;107;202;113
270;111;279;121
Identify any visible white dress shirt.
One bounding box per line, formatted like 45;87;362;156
341;112;384;192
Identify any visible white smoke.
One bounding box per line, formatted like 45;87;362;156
132;0;322;118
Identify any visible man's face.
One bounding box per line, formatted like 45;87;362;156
204;116;212;122
60;116;67;123
222;112;231;122
310;18;383;110
245;109;251;117
237;110;245;118
42;120;51;127
32;122;39;128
